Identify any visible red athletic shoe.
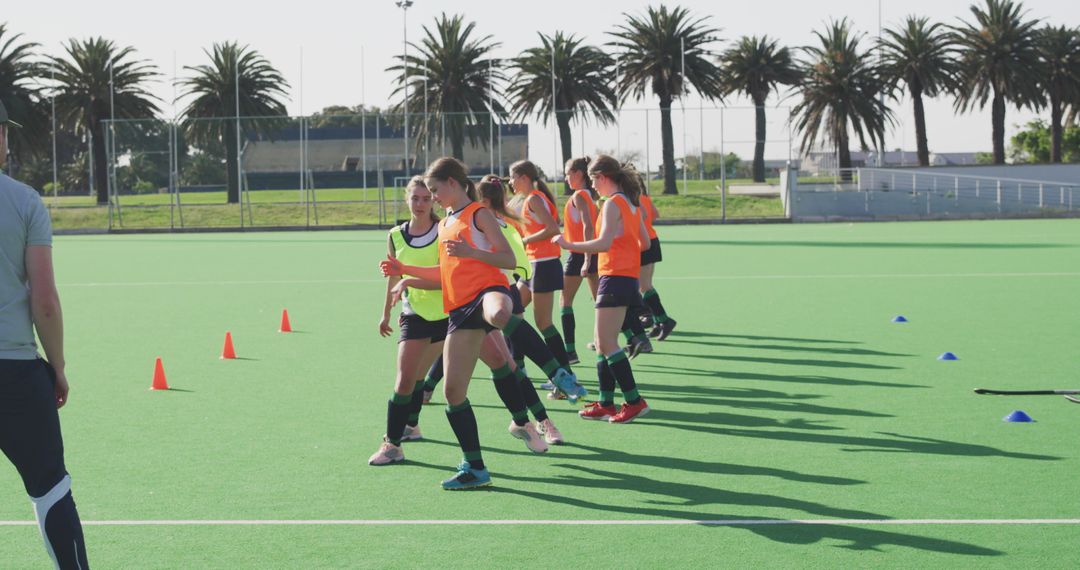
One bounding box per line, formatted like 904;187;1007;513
609;399;651;424
579;402;617;421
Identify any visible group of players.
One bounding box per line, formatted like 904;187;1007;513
373;155;678;490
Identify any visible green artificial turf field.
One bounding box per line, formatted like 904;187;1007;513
1;219;1078;568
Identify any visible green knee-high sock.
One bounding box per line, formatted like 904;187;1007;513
406;381;425;427
514;367;549;422
561;307;576;353
423;355;444;391
606;350;642;405
491;364;529;426
643;288;670;324
386;392;413;446
446;400;484;470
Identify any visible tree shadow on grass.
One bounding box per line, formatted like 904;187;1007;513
491;466;1001;556
675;426;1061;461
664;338;913;358
637;363;927;390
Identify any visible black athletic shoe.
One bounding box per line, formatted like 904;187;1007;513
567;351;580;365
647;324;663;339
656;319;678;341
627;337;654;360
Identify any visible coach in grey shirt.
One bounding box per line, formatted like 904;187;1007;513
0;100;89;569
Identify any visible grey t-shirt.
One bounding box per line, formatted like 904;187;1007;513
0;172;52;360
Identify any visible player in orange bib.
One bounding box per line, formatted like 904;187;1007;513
552;155;653;424
559;157;600;365
380;158;549;489
638;187;677;340
509;160;574;371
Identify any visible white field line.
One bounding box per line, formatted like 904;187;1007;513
1;519;1079;527
56;272;1080;288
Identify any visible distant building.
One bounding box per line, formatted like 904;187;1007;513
241;124;529;189
802;149;981;174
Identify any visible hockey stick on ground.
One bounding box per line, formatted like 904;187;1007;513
974;389;1080;396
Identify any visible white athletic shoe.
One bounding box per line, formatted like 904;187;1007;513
536;418;564;445
368;439;404;466
401;425;423;441
508;420;549;454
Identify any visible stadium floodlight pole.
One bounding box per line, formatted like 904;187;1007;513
551;42;557;189
236;57;243;227
50;69;57;205
877;0;885;167
616;57;621;159
397;0;413;181
299;45;305;205
423;62;429;167
680;37;687;195
361;46;367;192
489;57;494;173
108;59;122;224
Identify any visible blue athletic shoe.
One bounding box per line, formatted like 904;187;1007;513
553;368;588;404
441;462;492;491
539;380;555;390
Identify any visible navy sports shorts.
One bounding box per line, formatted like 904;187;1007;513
640;237;663;266
595;276;643;309
399;314;449;343
448;286;510;334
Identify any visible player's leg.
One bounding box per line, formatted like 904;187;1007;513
0;360;89;569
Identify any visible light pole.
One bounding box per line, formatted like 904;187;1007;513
397;0;414;180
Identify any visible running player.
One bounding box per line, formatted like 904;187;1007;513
553;155;652;424
560;157;600;365
508;160;573;369
368;177;446;466
381;158;546;489
638;186;677;340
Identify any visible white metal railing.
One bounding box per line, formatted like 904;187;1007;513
856;168;1078;212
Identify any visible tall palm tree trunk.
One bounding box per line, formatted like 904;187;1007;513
556;112;573;194
451;135;465;162
1050;95;1063;163
911;80;930;167
838;127;853;182
992;90;1007;164
224;121;239;204
753;95;767;183
91;120;109;205
658;94;677;195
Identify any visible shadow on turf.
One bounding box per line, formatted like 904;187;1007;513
416;437;864;486
670;331;858;344
491;466;1002;556
664;238;1068;250
664;338;913;358
636;363;928;389
647;351;903;370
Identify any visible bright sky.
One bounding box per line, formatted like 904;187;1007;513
7;0;1078;168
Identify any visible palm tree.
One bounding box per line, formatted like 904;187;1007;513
879;16;959;167
1035;26;1080;163
609;6;724;195
793;19;891;181
180;42;289;204
0;23;48;167
719;35;801;183
952;0;1042;165
387;13;503;163
508;32;617;179
50;37;159;204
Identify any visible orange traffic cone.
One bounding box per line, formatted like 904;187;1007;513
150;357;170;390
279;309;292;333
221;331;237;359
